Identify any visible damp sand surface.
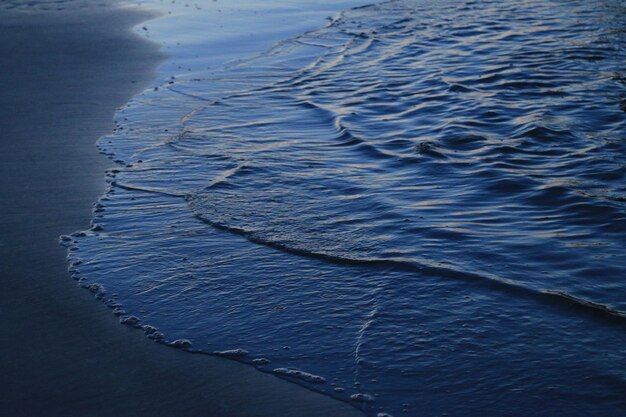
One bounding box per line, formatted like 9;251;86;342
0;4;364;416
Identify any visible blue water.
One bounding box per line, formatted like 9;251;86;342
63;0;626;415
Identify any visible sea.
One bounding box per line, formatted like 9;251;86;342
58;0;626;415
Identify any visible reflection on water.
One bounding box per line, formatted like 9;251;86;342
64;0;626;415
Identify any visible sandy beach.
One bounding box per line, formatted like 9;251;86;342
3;0;625;415
0;4;363;416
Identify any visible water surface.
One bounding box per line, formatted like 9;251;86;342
64;0;626;415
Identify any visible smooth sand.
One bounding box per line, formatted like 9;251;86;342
0;5;364;417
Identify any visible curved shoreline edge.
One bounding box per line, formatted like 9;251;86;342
0;3;364;416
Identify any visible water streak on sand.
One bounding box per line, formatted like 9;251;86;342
64;0;626;415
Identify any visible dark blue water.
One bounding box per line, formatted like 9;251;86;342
63;0;626;415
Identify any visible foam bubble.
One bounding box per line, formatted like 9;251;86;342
213;348;249;358
169;339;192;349
350;393;375;403
120;316;141;327
273;368;326;384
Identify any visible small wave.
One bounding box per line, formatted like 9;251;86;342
63;0;626;415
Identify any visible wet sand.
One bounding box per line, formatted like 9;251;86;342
0;5;363;417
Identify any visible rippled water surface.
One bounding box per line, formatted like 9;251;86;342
64;0;626;415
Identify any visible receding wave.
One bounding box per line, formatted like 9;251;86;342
64;0;626;416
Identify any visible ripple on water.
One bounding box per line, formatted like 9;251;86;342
65;0;626;416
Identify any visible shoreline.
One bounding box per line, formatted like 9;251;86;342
0;4;363;416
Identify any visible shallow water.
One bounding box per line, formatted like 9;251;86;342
64;0;626;415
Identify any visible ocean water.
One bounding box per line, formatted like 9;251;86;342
0;0;110;10
62;0;626;415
